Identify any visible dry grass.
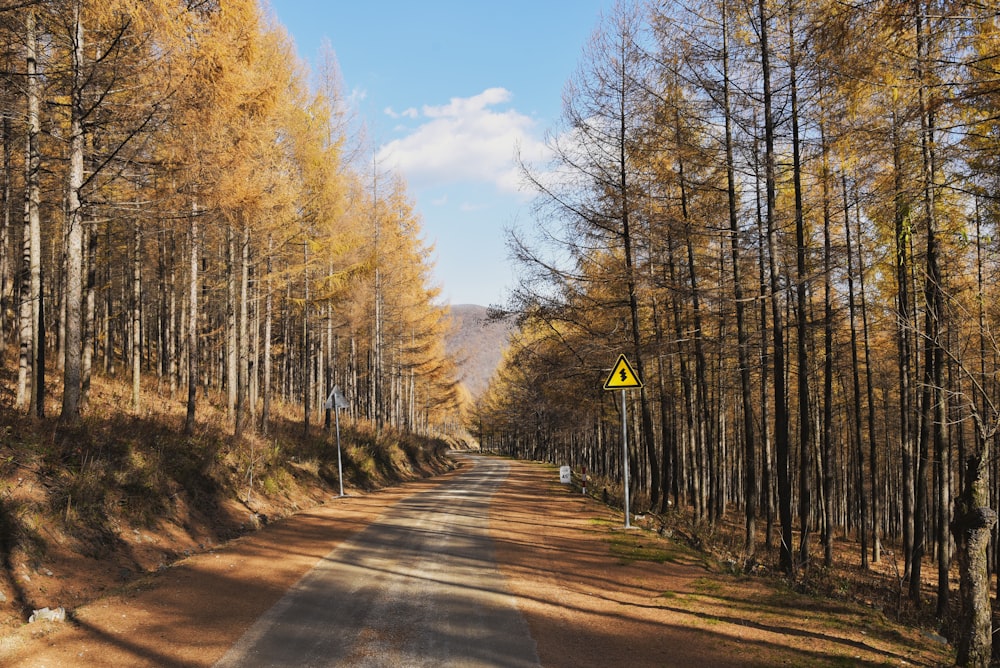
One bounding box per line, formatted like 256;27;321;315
0;360;456;630
578;469;967;647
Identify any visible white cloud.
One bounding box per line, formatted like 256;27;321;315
384;106;419;120
347;87;367;107
375;88;549;194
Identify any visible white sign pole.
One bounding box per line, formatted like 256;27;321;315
334;405;345;497
621;388;630;529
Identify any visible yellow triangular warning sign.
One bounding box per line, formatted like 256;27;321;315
603;354;643;390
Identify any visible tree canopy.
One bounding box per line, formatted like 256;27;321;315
478;2;1000;663
0;0;461;438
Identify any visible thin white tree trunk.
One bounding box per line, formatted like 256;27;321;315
81;223;96;410
184;201;199;435
261;236;273;434
227;224;237;418
18;9;40;413
235;223;249;437
168;231;177;398
61;2;86;423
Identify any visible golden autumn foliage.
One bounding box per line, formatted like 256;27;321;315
0;1;462;438
479;2;1000;660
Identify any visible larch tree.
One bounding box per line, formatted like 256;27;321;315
17;5;42;417
517;2;661;509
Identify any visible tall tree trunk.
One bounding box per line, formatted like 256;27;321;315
673;108;708;521
952;421;996;667
721;0;756;558
758;0;793;574
372;188;382;431
627;247;658;508
917;11;951;618
60;2;85;424
303;240;311;437
819;130;836;569
261;236;273;435
102;225;113;375
666;234;697;518
0;111;10;354
788;5;811;568
16;118;31;410
18;8;42;416
651;288;674;512
856;182;881;564
616;28;658;509
844;171;868;569
81;222;97;410
250;261;259;418
35;263;43;416
753;128;774;549
226;224;237;419
184;201;199;436
282;281;291;403
235;223;249;437
910;3;949;613
892;103;916;580
167;231;177;399
130;218;141;413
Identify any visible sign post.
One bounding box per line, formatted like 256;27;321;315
603;354;643;529
325;385;350;497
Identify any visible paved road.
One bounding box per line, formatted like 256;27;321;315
214;454;540;667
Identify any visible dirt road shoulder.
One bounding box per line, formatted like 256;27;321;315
0;471;458;667
489;458;953;667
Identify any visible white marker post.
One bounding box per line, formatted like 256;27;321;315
603;354;643;530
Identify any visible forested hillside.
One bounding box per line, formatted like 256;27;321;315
476;2;1000;662
446;304;514;399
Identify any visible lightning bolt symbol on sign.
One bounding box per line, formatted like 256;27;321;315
603;354;642;390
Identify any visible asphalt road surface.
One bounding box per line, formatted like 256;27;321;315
214;454;540;667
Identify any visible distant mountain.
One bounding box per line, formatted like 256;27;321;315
447;304;515;399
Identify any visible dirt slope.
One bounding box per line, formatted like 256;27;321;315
0;457;953;667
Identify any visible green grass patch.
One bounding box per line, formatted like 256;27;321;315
692;577;724;594
606;530;678;564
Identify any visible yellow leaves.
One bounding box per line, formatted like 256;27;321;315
153;0;359;266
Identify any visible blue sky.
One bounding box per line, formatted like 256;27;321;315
263;1;615;306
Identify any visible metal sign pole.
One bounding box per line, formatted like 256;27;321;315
621;388;630;529
603;355;641;530
335;405;345;497
327;385;349;498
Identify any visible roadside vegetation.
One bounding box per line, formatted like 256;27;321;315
0;362;458;633
0;0;468;637
478;2;1000;663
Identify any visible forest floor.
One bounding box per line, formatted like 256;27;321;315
0;453;955;667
